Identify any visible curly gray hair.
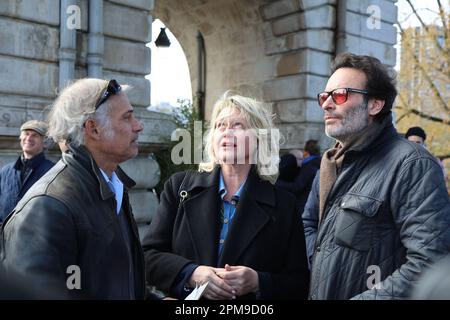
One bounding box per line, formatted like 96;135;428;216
47;78;129;147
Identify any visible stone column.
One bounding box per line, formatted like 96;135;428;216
88;0;104;78
103;0;165;242
261;0;336;150
59;0;77;88
333;0;398;66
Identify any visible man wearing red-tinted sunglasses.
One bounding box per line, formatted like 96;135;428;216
304;53;450;300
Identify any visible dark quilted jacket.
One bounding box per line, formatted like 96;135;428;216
308;122;450;300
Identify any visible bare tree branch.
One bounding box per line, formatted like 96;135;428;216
406;0;431;31
405;0;448;56
396;111;411;123
396;105;450;125
437;0;450;56
436;153;450;160
437;0;448;33
395;94;413;124
397;22;450;113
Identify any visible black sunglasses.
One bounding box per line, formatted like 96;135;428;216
94;79;121;110
317;87;369;107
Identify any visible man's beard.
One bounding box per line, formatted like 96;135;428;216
325;100;369;143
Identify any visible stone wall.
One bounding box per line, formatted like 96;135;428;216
153;0;273;119
0;0;175;239
152;0;398;151
337;0;398;66
1;0;398;230
260;0;336;149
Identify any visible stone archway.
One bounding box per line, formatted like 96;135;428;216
151;0;397;150
153;0;272;119
151;0;397;149
0;0;398;154
152;0;335;149
0;0;398;227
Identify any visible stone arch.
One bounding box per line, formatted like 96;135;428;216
151;0;334;149
0;0;398;234
0;1;399;150
151;0;398;150
152;0;273;120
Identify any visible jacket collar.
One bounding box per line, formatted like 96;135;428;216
13;152;46;170
64;144;136;201
186;165;221;191
187;165;276;207
323;114;399;215
347;114;398;156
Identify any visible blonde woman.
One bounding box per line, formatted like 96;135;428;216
143;92;309;300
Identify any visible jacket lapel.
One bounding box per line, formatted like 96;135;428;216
218;169;274;267
16;153;45;192
183;167;222;266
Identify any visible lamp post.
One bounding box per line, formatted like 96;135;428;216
155;27;171;47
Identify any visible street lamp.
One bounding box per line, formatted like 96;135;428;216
155;27;171;47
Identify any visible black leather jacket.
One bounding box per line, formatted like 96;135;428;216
0;145;145;299
307;121;450;300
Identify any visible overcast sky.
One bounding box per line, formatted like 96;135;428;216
146;19;192;108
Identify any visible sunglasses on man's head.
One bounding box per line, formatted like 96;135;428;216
317;87;369;107
94;79;121;110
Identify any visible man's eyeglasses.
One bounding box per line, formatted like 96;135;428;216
317;88;369;107
94;79;121;110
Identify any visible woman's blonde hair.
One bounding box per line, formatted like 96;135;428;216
199;91;280;184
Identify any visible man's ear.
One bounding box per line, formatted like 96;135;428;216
368;98;385;116
84;119;101;141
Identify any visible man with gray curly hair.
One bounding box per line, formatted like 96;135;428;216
1;78;146;299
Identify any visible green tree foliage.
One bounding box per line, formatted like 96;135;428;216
153;99;203;196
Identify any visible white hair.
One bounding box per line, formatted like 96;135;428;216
47;78;129;146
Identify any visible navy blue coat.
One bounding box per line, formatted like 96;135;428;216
0;152;54;223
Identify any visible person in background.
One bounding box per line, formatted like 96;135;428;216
276;140;321;217
289;149;304;168
143;92;309;300
404;126;426;145
405;126;447;180
277;153;298;183
0;120;54;224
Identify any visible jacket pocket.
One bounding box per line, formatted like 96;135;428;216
334;194;382;252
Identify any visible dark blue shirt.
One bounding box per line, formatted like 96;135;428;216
217;173;245;258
